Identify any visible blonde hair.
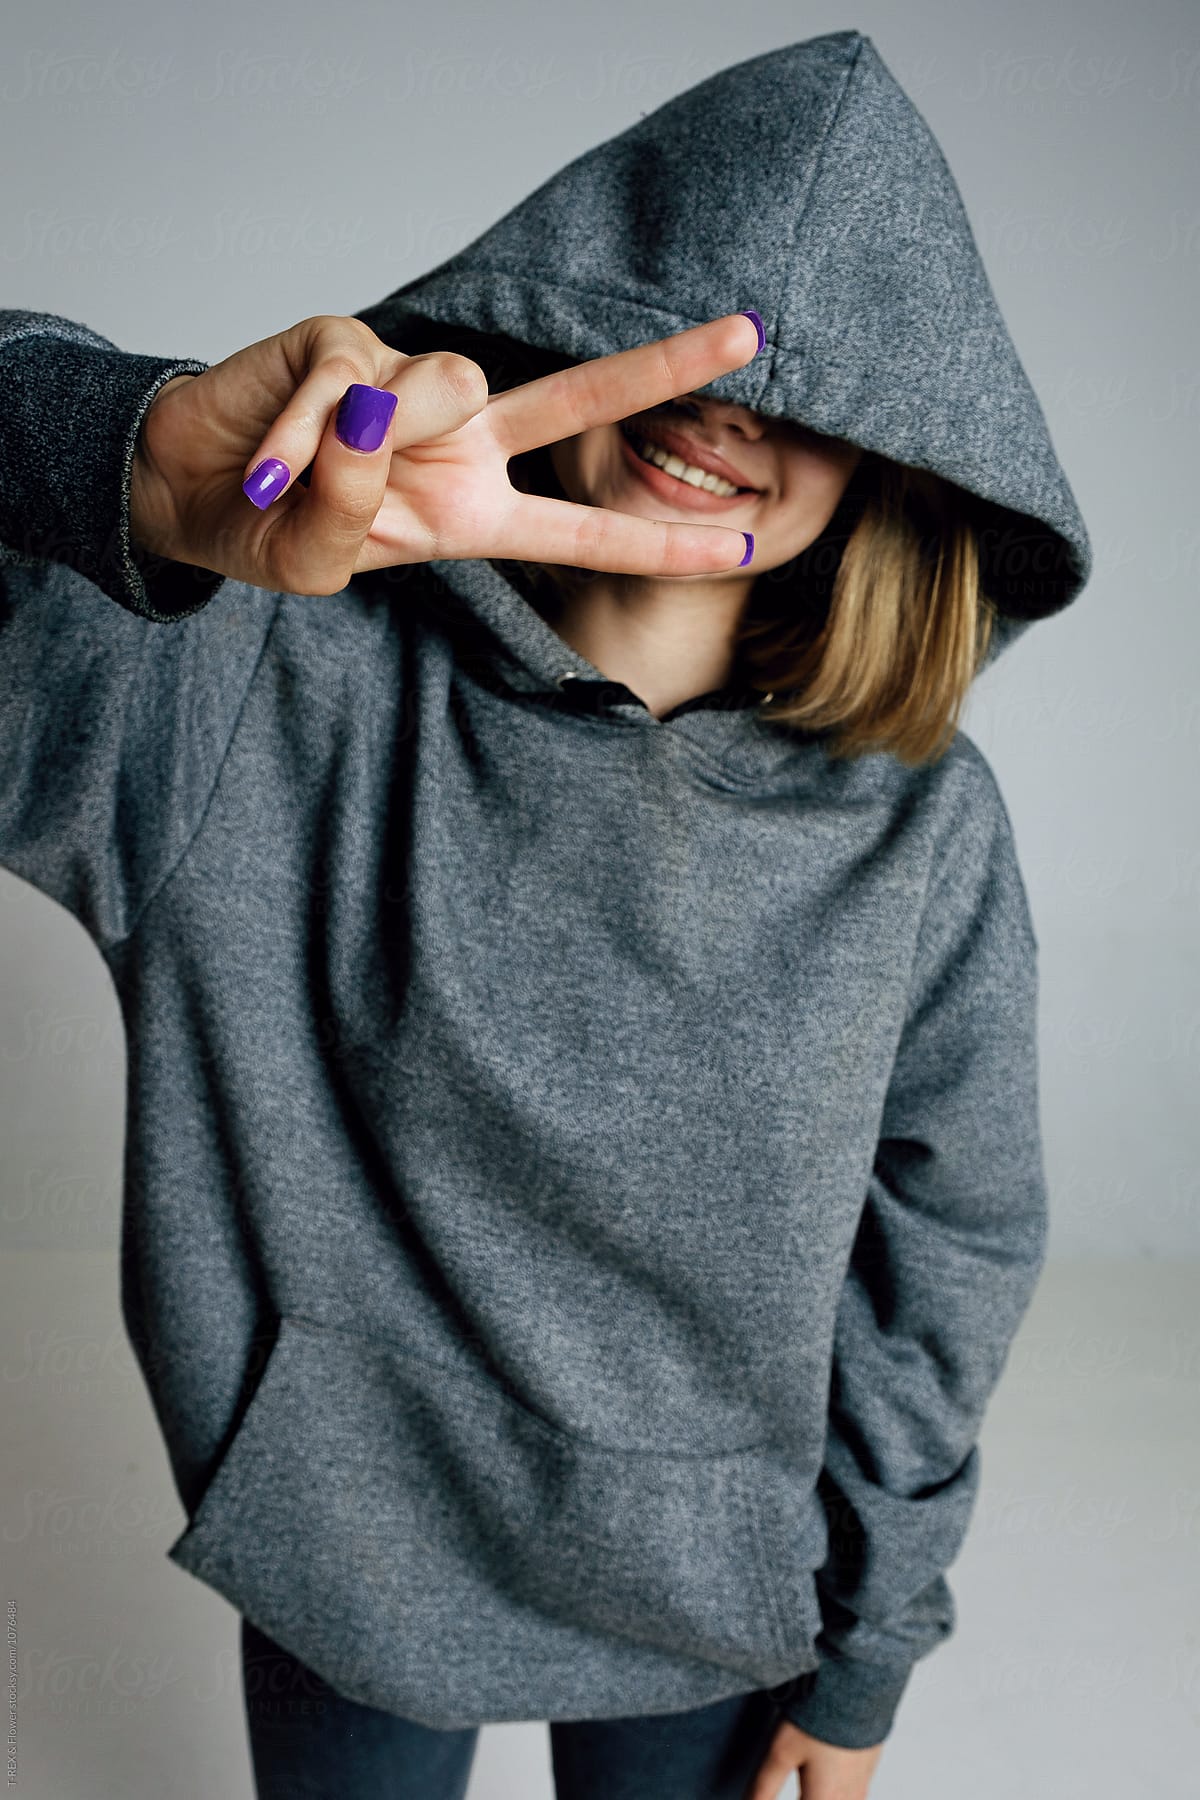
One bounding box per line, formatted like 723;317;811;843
737;453;996;765
383;318;998;768
502;447;997;768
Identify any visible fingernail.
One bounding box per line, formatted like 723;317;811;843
336;383;398;453
740;309;766;354
739;532;755;566
243;457;290;510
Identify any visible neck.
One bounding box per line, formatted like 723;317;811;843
540;570;755;720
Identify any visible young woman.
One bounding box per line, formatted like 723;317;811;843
0;28;1090;1800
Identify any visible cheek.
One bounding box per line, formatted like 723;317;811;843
782;451;857;524
765;454;858;558
549;431;603;503
550;424;618;504
548;439;574;495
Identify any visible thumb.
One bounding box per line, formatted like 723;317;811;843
744;1733;803;1800
254;380;401;596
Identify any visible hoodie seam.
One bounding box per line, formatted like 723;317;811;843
282;1312;776;1460
479;686;787;786
757;32;867;409
106;590;285;954
739;1462;797;1665
408;274;855;373
403;45;869;369
412;273;750;335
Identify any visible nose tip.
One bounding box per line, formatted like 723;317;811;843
647;393;764;444
690;395;765;437
714;411;766;445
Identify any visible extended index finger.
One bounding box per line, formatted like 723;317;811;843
486;311;765;460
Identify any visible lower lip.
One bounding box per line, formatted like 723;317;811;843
617;429;758;513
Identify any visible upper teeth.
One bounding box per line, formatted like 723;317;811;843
632;435;743;497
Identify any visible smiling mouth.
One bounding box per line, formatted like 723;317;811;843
618;420;759;496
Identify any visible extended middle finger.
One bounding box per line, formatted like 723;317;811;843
485;311;765;460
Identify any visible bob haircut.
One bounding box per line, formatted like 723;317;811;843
391;319;1003;769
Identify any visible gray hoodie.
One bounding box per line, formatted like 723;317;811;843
0;28;1090;1753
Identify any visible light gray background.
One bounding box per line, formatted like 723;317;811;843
2;1;1196;1796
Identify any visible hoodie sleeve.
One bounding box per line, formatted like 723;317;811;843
0;310;278;951
779;747;1050;1750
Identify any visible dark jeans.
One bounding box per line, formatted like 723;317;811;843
240;1615;810;1800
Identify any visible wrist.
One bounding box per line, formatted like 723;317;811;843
131;373;196;561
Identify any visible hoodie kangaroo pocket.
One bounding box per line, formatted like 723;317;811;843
166;1313;823;1723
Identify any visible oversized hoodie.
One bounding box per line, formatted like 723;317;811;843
0;28;1091;1753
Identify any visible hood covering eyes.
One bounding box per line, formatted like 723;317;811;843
354;28;1092;673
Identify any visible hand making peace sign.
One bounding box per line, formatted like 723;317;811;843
130;310;764;597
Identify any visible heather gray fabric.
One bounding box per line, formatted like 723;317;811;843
355;27;1091;659
0;28;1090;1753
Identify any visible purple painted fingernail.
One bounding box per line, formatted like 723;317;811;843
243;457;290;510
336;383;399;453
741;309;766;354
739;532;755;566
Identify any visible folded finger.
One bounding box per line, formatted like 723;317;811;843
242;348;487;512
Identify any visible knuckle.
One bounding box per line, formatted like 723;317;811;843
571;511;606;563
337;316;380;357
312;312;373;346
427;350;488;409
558;369;598;435
322;350;371;391
322;487;372;537
653;345;676;390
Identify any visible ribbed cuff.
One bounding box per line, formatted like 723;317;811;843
109;352;230;622
777;1643;915;1750
0;327;227;623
